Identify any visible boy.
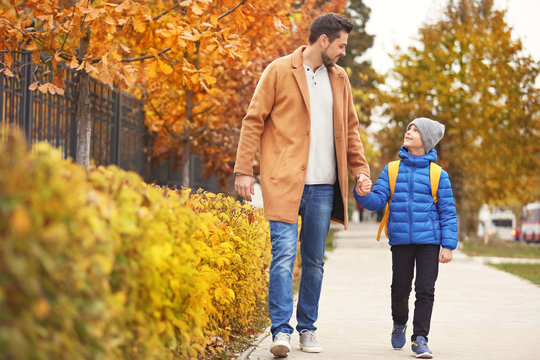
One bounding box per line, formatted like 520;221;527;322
354;117;458;358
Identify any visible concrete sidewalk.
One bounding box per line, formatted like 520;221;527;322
243;222;540;360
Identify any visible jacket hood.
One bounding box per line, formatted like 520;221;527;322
399;145;437;167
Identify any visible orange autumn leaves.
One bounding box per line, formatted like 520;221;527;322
1;0;348;184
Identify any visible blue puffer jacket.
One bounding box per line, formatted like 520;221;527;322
354;146;458;249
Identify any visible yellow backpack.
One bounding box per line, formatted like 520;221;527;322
376;160;442;241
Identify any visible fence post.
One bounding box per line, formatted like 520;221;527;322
112;90;121;165
69;79;77;160
20;51;33;144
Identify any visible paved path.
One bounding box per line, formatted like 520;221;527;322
244;222;540;360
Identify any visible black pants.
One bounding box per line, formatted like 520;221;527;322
391;244;440;341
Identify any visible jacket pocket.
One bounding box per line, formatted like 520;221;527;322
271;147;288;180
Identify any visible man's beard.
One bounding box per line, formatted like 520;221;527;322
322;48;336;67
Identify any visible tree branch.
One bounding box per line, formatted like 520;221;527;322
217;0;247;20
150;3;187;22
191;105;214;119
120;47;171;63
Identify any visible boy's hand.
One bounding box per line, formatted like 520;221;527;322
355;174;372;196
439;248;453;263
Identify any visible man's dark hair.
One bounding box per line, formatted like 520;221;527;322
308;13;353;45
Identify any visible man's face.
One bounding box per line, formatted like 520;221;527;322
321;30;348;67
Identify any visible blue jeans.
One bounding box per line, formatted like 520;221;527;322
268;184;334;336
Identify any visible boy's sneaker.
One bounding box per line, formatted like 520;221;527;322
411;335;433;358
391;323;407;349
270;332;291;357
299;329;322;353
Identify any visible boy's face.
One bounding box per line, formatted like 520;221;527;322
404;124;425;154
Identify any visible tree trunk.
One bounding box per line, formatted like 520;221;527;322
181;139;190;187
75;26;91;168
181;88;194;187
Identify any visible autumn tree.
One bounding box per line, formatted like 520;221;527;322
376;0;540;233
340;0;382;126
144;0;352;190
140;0;300;188
0;0;280;170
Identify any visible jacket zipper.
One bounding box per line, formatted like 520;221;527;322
409;165;415;244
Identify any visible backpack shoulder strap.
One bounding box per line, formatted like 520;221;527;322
387;160;400;198
430;162;442;204
376;160;401;241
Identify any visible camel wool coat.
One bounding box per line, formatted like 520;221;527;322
234;46;370;229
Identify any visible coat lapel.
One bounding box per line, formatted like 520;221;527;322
328;66;345;134
291;47;310;116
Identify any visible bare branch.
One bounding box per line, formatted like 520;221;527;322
150;3;187;22
59;6;78;55
191;105;214;119
121;47;172;63
217;0;247;20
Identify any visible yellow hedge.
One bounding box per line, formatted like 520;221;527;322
0;133;271;359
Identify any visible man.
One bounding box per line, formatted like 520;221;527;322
234;13;371;357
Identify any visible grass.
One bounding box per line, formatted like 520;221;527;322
205;298;270;359
461;236;540;259
488;263;540;286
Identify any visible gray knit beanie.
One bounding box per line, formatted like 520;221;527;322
407;117;445;154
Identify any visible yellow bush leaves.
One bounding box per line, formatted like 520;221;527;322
0;133;270;359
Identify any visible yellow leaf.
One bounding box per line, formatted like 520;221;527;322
2;68;14;77
146;61;158;78
111;52;122;61
38;83;48;94
115;0;132;13
191;4;203;15
203;73;216;85
4;53;13;68
149;48;158;58
69;56;79;69
32;299;50;319
11;207;31;234
84;62;98;73
158;60;173;75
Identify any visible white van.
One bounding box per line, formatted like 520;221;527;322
520;202;540;243
477;205;516;241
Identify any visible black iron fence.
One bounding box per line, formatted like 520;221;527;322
1;52;146;176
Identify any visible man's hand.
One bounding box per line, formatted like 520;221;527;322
355;173;372;196
235;174;255;202
439;248;453;263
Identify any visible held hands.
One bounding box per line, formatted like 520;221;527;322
439;248;453;263
235;174;255;202
355;173;372;196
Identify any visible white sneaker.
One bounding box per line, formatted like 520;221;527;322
270;332;291;357
299;330;322;353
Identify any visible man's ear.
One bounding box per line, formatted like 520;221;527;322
318;33;328;47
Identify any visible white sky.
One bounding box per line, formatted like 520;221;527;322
362;0;540;74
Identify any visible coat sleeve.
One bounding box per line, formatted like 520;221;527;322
233;63;277;176
353;165;391;211
437;170;458;250
344;75;370;178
